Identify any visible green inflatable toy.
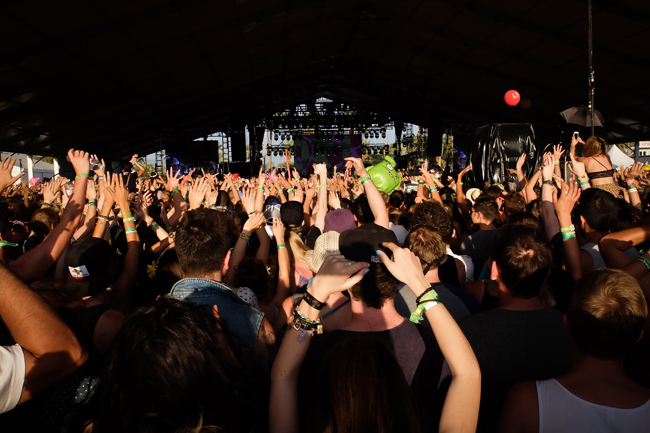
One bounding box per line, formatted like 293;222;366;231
366;156;402;194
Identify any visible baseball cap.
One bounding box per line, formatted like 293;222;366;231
324;209;356;234
280;201;303;228
305;231;340;273
263;202;281;224
64;237;115;297
339;223;398;265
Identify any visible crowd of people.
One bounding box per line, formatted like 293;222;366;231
0;134;649;432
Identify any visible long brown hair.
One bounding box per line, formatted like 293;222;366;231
583;136;609;158
306;337;422;433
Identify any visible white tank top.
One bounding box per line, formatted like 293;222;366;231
580;243;638;271
537;379;650;433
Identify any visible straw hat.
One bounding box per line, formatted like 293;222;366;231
304;231;340;273
465;188;482;205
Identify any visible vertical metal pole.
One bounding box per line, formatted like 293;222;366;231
588;0;595;137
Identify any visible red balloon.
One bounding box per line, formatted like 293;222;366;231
504;90;520;106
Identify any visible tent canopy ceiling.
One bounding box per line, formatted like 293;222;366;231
1;0;650;159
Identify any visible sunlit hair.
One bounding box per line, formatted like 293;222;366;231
583;136;609;158
286;230;309;263
568;269;647;360
306;337;422;433
404;226;446;272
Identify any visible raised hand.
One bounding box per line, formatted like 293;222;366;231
92;154;106;176
107;173;129;208
240;188;256;214
165;168;181;191
552;144;565;162
308;254;369;301
568;153;587;179
86;179;97;201
188;177;209;210
623;162;644;181
243;212;265;233
376;242;429;294
289;186;303;203
328;191;341;209
271;216;286;241
67;148;90;176
542;152;554;181
553;178;580;217
516;153;527;170
207;189;219;207
344;157;367;177
0;156;25;193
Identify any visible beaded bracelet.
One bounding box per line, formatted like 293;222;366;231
287;307;323;340
124;228;138;234
75;173;89;179
239;232;250;242
560;225;575;233
123;217;136;223
97;215;109;221
96;220;106;227
277;244;286;250
636;256;650;272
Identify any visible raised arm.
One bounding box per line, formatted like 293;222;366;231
313;163;328;231
540;153;561;240
621;162;644;210
130;154;146;177
0;264;87;409
456;164;473;216
552;144;565;179
269;255;368;433
270;218;292;309
599;227;650;280
106;174;141;314
378;243;480;433
226;212;265;285
11;149;90;281
345;157;389;228
553;180;582;281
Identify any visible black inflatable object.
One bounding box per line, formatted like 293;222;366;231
470;123;540;186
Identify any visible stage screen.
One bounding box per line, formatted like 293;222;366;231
293;134;362;173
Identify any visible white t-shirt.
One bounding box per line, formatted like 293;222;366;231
0;344;25;414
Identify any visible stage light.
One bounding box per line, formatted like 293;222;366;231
382;132;386;139
362;147;367;155
364;132;369;139
274;134;279;141
267;150;271;157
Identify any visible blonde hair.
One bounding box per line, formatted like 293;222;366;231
583;136;609;158
286;230;309;264
568;269;647;359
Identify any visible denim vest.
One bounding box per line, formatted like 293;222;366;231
168;278;264;365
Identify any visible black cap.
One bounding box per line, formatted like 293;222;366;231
64;238;115;296
280;201;303;228
339;223;398;264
